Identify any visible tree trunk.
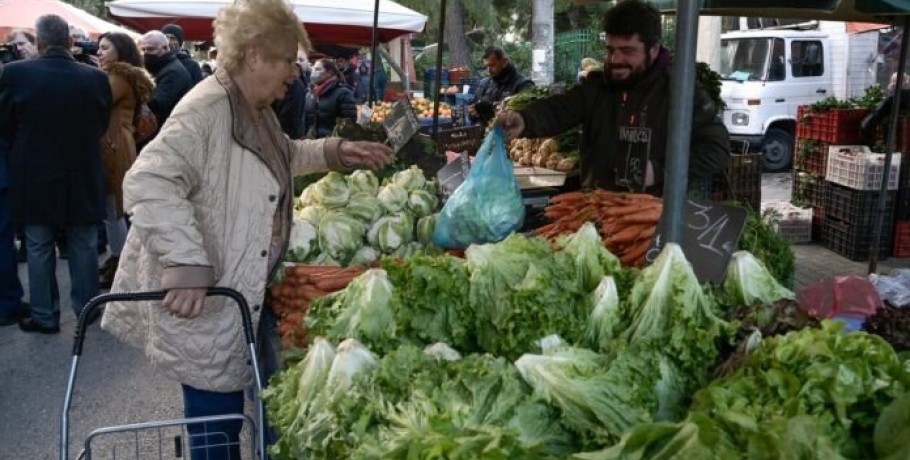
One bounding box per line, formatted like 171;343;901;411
444;0;471;69
532;0;555;85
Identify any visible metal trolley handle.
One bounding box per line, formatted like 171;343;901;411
61;287;265;460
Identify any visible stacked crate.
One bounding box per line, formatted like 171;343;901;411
823;146;902;261
712;152;762;211
792;106;870;243
895;155;910;257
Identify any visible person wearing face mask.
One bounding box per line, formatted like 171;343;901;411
99;1;392;457
499;0;729;196
303;58;357;138
138;30;192;132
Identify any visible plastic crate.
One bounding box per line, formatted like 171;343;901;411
711;153;762;210
795;139;829;177
816;108;868;145
825;182;896;227
765;202;813;244
791;171;827;208
812;206;825;242
895;221;910;258
826;145;902;191
896;187;910;221
796;105;826;141
824;216;893;261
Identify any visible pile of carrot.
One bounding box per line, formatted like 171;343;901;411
535;190;663;268
268;265;366;348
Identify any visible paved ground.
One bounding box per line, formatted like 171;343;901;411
1;173;907;459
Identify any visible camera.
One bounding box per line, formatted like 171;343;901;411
0;42;22;64
73;40;99;56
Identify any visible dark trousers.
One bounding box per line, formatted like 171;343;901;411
0;188;23;315
182;385;245;460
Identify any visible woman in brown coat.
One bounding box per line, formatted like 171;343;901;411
96;32;155;287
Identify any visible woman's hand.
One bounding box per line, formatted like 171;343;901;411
163;288;208;319
339;140;393;171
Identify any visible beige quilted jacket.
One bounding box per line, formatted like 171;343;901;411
101;70;347;392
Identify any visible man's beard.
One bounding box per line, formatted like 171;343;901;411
607;53;654;84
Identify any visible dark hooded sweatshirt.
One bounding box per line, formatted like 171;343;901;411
519;48;730;194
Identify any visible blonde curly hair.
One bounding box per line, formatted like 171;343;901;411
214;0;311;73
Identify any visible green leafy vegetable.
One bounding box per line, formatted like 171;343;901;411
723;250;794;308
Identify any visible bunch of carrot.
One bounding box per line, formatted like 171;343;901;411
268;265;366;348
535;190;663;267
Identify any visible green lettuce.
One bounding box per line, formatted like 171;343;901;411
722;250;795;308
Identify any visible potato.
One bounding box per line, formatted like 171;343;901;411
556;158;579;171
539;138;559;155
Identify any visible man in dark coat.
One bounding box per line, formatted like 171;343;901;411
161;23;203;86
273;50;311;139
0;14;112;333
470;46;535;125
0;60;28;327
139;30;192;129
500;0;729;195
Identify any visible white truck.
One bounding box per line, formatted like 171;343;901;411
715;21;884;171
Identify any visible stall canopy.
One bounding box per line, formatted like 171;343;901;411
107;0;427;45
0;0;139;40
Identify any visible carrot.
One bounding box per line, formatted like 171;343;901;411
313;274;357;292
621;238;652;267
617;207;662;225
608;224;650;245
535;223;558;236
549;191;587;204
289;265;337;277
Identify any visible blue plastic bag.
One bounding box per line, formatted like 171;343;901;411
433;126;525;249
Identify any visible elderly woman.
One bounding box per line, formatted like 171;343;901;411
100;0;391;457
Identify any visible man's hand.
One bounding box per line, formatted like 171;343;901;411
163;288;208;319
339;141;393;171
497;110;525;140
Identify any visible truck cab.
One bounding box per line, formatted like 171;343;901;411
718;29;833;171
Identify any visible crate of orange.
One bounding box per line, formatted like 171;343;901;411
267;264;367;349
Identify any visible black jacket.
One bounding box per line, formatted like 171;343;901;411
146;51;192;126
304;79;357;138
176;50;203;86
273;77;308;139
473;63;534;123
0;49;112;225
520;48;730;194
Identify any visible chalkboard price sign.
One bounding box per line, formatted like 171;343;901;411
437;151;472;196
435;126;485;156
645;199;748;283
381;98;421;153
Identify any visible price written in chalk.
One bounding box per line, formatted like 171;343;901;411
381;98;421;153
645;199;747;283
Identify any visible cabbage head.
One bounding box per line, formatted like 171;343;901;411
288;218;318;262
416;214;438;245
311;172;350;209
367;213;414;253
723;250;795;307
298;185;317;207
318;211;366;261
407;190;439;219
348;169;380;196
391;165;427;191
310;252;342;267
393;241;424;259
346;193;383;224
350;246;380;267
296;205;327;226
377;184;408;214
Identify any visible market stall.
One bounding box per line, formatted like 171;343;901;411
106;0;427;45
0;0;140;40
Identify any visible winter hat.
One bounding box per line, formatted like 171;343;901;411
161;24;185;46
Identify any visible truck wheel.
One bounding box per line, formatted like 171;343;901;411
762;128;794;172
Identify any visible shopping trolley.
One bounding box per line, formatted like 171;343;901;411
60;288;267;459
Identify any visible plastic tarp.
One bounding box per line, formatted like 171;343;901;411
0;0;139;40
107;0;427;45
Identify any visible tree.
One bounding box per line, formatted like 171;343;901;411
398;0;499;69
62;0;106;19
